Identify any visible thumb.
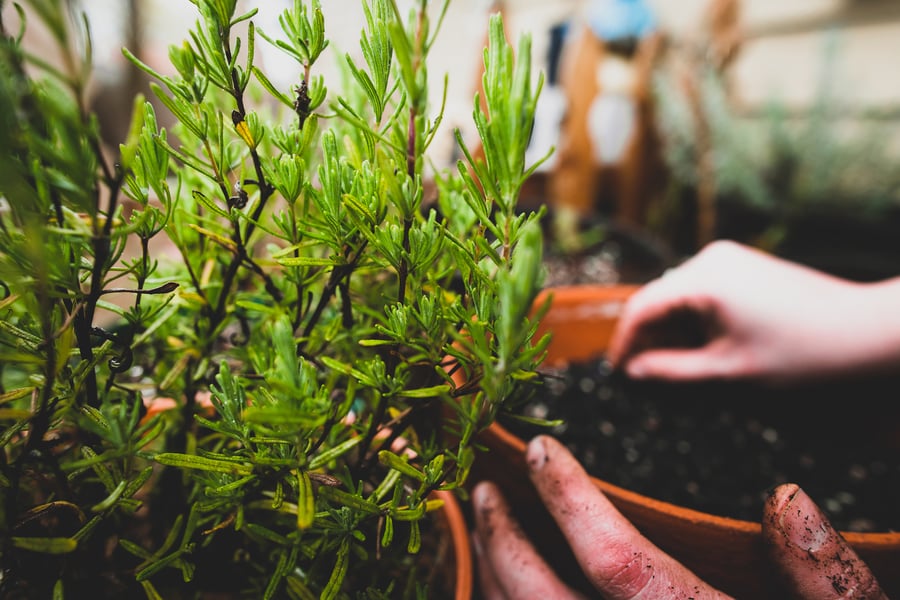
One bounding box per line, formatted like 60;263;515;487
762;484;887;599
622;342;738;381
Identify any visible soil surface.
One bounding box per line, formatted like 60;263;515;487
539;216;674;287
501;358;900;532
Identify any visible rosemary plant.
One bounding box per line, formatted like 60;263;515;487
0;0;549;597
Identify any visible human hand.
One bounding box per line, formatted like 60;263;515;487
607;240;899;385
472;435;886;599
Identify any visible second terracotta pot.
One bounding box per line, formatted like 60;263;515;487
433;489;473;600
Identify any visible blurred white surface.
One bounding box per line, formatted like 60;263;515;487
6;0;899;162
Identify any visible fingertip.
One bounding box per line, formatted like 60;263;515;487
762;483;887;599
472;481;515;548
607;306;642;368
526;435;583;480
472;480;501;511
525;435;551;473
606;325;628;367
764;483;800;522
767;484;831;552
607;282;660;367
623;356;648;379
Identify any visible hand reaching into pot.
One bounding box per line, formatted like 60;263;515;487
607;240;900;385
472;435;887;599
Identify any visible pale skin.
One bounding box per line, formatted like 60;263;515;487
474;436;887;599
475;240;898;598
608;239;900;385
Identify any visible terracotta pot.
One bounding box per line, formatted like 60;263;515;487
433;489;473;600
470;284;900;598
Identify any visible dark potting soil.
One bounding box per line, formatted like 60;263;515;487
500;358;900;532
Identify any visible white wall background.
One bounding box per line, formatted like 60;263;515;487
8;0;900;161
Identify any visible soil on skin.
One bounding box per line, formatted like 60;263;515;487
500;358;900;532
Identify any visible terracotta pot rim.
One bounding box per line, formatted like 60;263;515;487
433;489;473;600
484;420;900;545
533;283;643;303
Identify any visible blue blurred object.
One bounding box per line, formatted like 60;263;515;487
587;0;657;42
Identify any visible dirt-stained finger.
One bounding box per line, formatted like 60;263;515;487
763;483;887;600
472;481;582;600
526;435;731;600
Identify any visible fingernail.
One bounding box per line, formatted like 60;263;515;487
526;436;549;472
625;359;646;379
777;486;830;553
472;481;496;510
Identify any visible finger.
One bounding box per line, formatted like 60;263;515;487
622;340;747;381
608;278;677;367
608;278;712;370
472;481;582;600
762;484;887;599
526;435;731;599
473;529;507;600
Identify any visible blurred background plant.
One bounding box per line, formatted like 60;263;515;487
651;34;900;280
0;0;548;597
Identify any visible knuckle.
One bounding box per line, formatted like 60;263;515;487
586;550;654;599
